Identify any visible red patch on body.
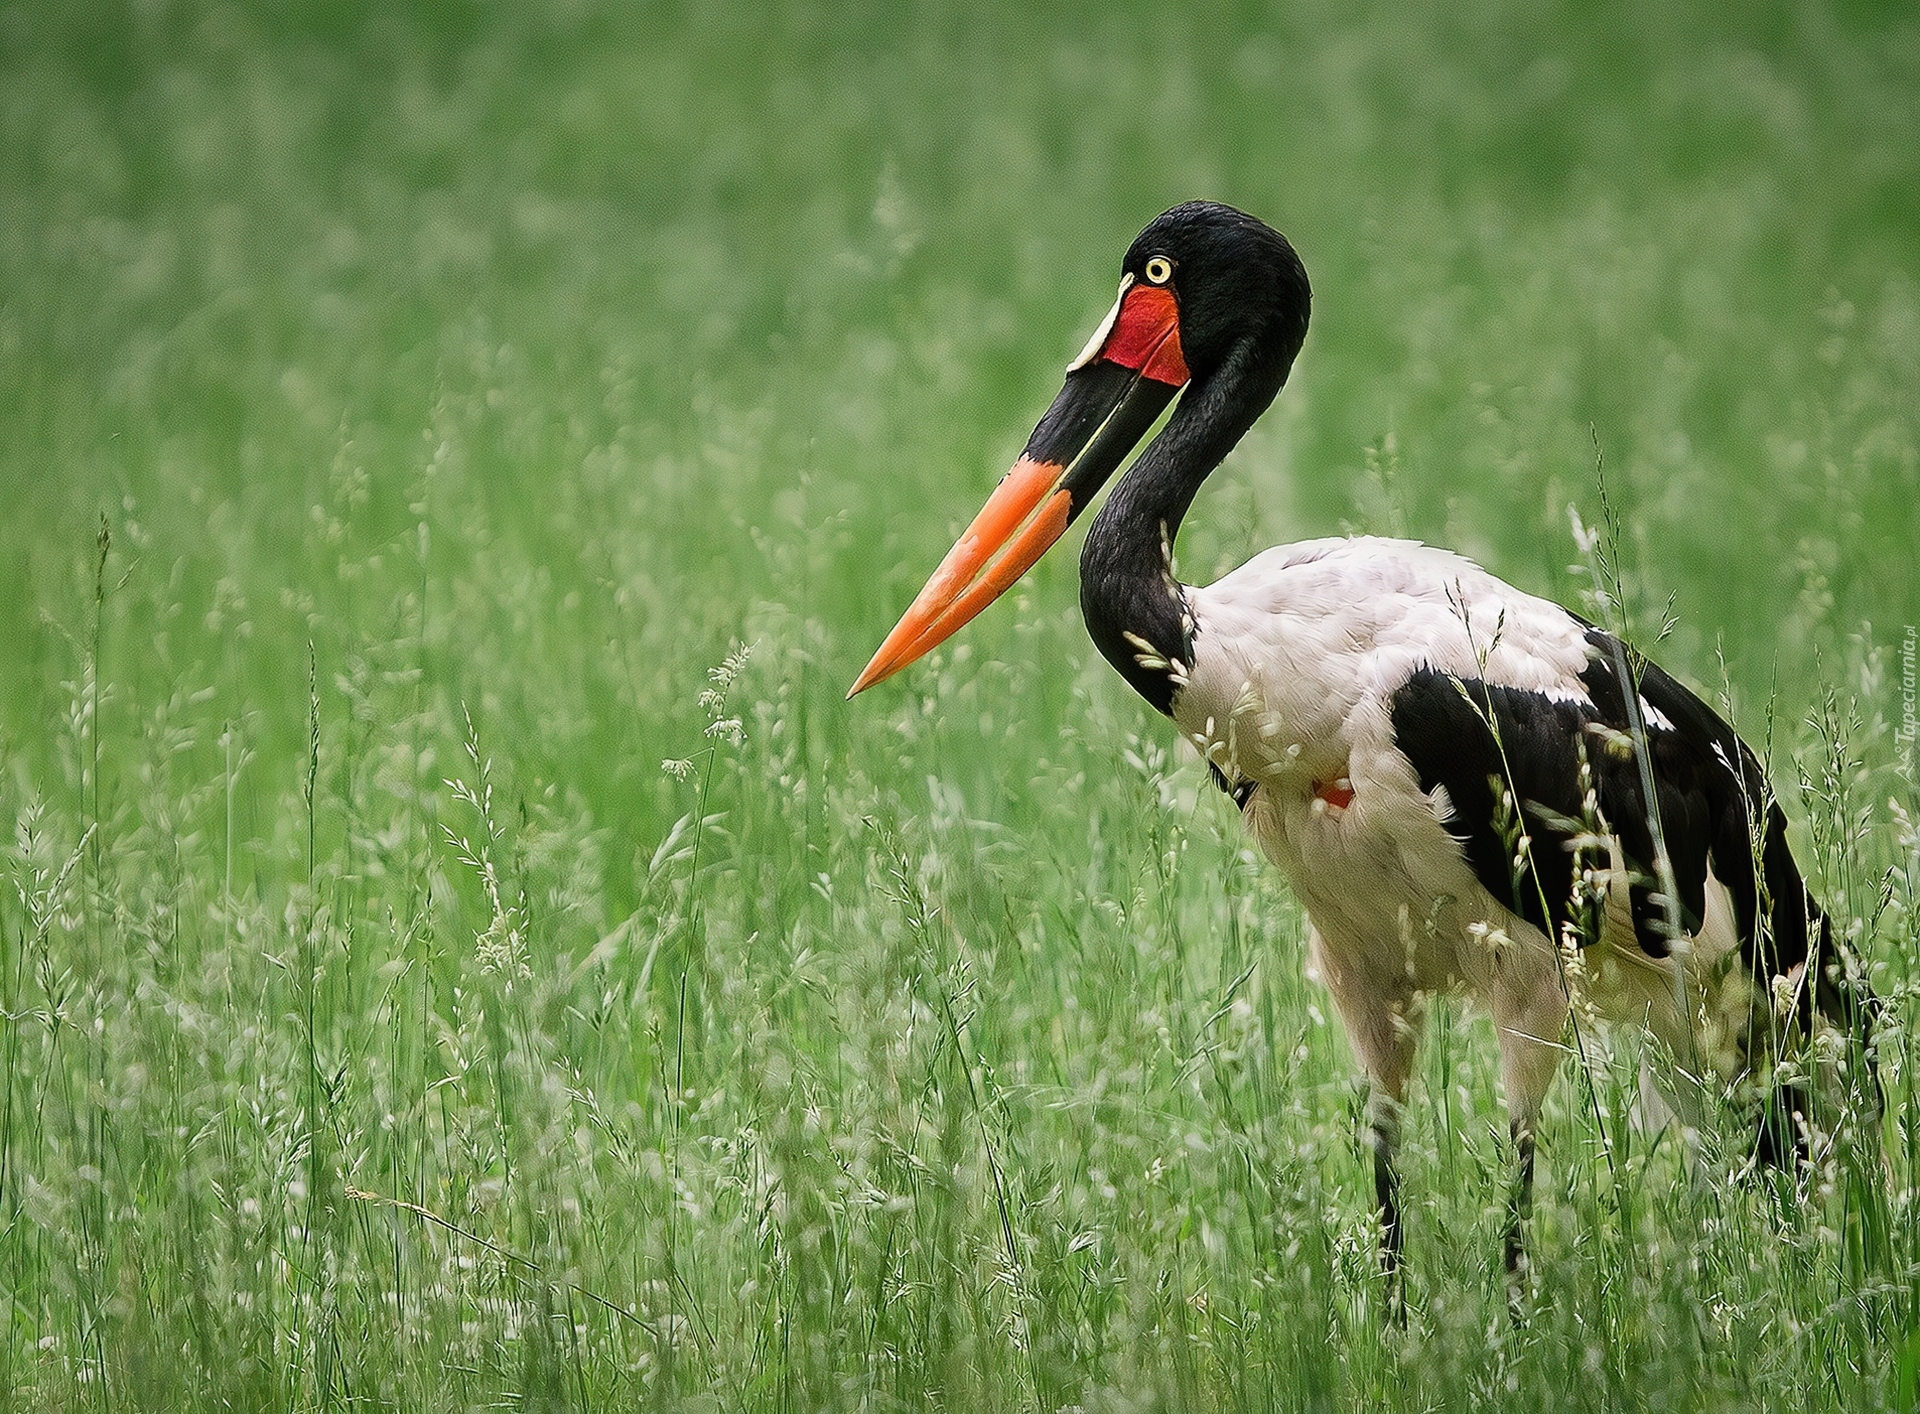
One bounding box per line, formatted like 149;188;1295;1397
1099;286;1190;386
1313;778;1355;810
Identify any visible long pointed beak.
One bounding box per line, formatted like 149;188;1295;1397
849;279;1188;698
847;451;1077;697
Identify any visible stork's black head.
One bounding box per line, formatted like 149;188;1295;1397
1120;201;1311;389
848;201;1311;699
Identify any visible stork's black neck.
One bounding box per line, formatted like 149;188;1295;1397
1079;350;1276;715
1072;204;1310;715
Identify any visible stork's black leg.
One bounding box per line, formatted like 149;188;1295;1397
1369;1099;1405;1323
1493;985;1563;1323
1327;979;1423;1325
1504;1118;1535;1320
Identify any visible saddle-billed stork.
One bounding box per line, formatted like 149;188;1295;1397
848;201;1869;1299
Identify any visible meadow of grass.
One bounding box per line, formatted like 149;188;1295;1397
2;0;1918;1408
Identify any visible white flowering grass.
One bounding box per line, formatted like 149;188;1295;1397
1;2;1917;1410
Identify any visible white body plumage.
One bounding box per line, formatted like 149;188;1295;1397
1173;537;1743;1130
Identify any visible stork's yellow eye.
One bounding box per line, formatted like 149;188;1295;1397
1144;256;1174;285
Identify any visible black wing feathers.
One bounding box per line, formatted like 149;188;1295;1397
1387;672;1595;945
1387;625;1832;1000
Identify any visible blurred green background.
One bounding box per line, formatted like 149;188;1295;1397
1;1;1916;1409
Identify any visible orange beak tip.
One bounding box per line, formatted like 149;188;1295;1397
846;645;899;699
846;463;1070;705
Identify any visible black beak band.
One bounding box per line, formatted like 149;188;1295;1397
1021;362;1181;523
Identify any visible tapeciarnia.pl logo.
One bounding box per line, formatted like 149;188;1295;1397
1899;624;1917;786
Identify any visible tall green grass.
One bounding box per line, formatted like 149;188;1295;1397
1;1;1916;1408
